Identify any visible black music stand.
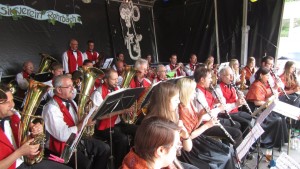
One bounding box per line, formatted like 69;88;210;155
92;87;145;169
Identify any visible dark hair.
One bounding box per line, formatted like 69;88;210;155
254;67;270;81
194;67;211;83
261;56;274;64
87;40;94;44
71;70;83;81
0;84;11;93
135;116;180;162
104;68;117;80
83;59;93;66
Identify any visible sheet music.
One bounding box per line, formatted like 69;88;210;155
102;58;113;69
236;124;264;161
256;101;276;124
275;152;300;169
70;106;96;149
273;100;300;120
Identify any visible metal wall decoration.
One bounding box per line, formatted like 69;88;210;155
119;1;142;60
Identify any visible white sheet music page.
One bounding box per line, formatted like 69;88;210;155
273;100;300;120
275;152;300;169
71;106;96;149
256;101;276;124
236;123;264;161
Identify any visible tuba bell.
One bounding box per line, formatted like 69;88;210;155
18;79;50;165
77;67;104;137
121;65;136;88
38;53;59;73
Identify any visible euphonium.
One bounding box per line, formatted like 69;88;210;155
18;79;50;165
38;53;59;73
121;65;136;88
77;67;104;137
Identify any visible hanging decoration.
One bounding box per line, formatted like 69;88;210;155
0;4;82;28
119;1;142;60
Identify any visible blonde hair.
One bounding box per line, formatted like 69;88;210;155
229;59;239;74
176;78;196;107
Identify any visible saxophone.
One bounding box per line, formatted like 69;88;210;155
122;86;152;124
18;79;50;165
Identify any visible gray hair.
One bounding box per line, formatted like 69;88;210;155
53;74;70;88
219;66;232;77
134;58;148;69
156;64;165;71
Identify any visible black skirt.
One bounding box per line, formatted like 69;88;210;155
260;112;288;148
178;135;236;169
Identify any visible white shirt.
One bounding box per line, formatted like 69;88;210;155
16;72;29;90
62;50;84;74
42;80;54;101
42;99;78;143
194;88;222;121
82;51;99;64
184;64;195;76
90;86;121;124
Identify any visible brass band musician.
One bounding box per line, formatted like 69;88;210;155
0;84;71;169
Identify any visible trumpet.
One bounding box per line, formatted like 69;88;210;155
195;92;235;144
210;84;236;126
231;83;253;115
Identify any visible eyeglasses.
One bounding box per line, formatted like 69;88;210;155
59;85;74;89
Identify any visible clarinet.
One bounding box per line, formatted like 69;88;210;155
270;69;290;100
209;84;236;126
231;83;253;115
195;94;236;144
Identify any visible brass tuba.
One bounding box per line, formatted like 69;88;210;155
121;65;136;88
38;53;59;73
18;79;50;165
77;67;104;137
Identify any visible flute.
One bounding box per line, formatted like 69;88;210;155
195;92;236;144
231;83;253;115
210;84;236;126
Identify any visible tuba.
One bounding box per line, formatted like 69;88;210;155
121;65;136;88
18;79;50;165
38;53;59;73
77;67;104;137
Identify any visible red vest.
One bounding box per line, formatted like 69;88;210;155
85;50;98;62
129;77;151;88
197;85;216;110
219;82;238;113
67;49;83;73
97;84;119;130
49;96;76;155
0;114;20;169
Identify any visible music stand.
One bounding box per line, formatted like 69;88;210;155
92;87;145;169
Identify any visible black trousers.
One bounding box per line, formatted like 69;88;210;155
203;122;243;147
93;122;138;168
17;160;72;169
230;111;253;137
68;137;110;169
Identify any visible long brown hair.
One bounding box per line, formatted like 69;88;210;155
283;61;296;87
147;82;180;123
135;116;180;163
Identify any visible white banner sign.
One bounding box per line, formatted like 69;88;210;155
0;4;82;26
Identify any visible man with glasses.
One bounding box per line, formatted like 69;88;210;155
42;75;110;169
153;64;167;83
62;39;84;74
129;58;151;88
